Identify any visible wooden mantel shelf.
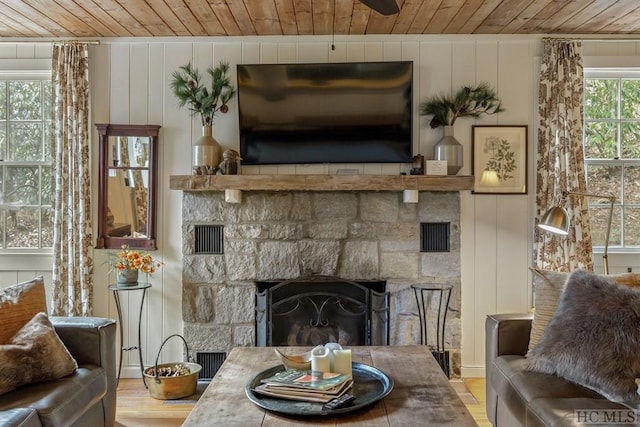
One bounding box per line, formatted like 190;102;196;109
169;174;474;192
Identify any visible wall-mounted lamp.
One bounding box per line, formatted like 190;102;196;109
538;190;615;274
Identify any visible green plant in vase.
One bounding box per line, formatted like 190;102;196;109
170;61;237;170
419;83;503;129
419;83;504;175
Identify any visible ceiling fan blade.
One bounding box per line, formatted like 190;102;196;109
359;0;400;16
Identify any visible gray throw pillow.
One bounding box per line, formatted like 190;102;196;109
526;269;640;402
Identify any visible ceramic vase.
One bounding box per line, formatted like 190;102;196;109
434;125;463;175
117;268;138;285
193;125;222;171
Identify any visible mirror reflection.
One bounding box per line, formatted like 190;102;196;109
107;136;149;239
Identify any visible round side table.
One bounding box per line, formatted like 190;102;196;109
108;282;151;387
411;283;453;378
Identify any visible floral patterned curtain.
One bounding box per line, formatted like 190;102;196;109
51;43;93;316
534;39;593;272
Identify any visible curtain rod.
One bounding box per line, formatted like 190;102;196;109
0;40;100;45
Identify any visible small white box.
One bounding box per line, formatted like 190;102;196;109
403;190;419;204
426;160;448;176
225;189;242;203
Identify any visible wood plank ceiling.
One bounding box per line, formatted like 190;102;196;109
0;0;639;38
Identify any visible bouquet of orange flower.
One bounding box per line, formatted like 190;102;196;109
110;245;161;274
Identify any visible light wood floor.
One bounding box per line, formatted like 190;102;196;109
115;377;490;426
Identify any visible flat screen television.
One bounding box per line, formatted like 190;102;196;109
237;61;413;165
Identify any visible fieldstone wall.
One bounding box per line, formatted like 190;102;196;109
181;190;463;376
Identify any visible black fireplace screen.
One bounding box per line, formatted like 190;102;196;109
255;276;389;346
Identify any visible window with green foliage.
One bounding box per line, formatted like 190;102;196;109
584;71;640;251
0;74;53;250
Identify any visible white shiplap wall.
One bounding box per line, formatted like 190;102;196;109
3;36;639;378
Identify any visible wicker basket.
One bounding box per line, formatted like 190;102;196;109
143;334;202;400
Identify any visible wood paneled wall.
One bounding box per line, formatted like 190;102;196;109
3;37;640;378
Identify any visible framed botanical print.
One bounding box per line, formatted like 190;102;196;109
472;125;528;194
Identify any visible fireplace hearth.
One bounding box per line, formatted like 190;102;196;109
255;276;389;347
179;190;463;376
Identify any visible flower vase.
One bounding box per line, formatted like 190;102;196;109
193;125;222;172
434;125;463;175
117;268;138;286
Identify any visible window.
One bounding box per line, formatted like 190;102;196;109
0;72;52;250
584;70;640;251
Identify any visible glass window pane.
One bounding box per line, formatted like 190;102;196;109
621;122;640;159
43;81;52;121
41;207;52;248
0;123;5;161
585;79;618;119
41;166;52;205
621;79;640;119
9;81;42;120
589;205;621;247
584;121;617;158
624;165;640;204
5;166;39;204
43;121;51;162
6;207;39;248
8;123;43;161
0;212;4;249
586;164;621;201
0;81;6;120
624;207;640;247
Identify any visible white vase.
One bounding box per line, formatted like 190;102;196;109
434;125;463;175
193;125;222;170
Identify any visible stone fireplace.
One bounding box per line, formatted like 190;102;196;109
178;184;463;376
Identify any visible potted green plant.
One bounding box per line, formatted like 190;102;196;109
419;83;503;175
170;61;237;171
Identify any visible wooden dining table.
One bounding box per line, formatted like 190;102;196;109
182;345;477;426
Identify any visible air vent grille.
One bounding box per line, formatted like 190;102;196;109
420;222;450;252
196;351;227;380
194;225;223;254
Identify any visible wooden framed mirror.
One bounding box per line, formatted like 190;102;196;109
95;124;161;250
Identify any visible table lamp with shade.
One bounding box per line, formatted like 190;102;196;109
538;190;615;274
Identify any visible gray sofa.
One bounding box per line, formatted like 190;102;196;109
486;313;638;427
0;317;117;427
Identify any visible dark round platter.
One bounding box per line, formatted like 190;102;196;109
245;362;393;417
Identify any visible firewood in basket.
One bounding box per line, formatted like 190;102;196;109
148;363;191;377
